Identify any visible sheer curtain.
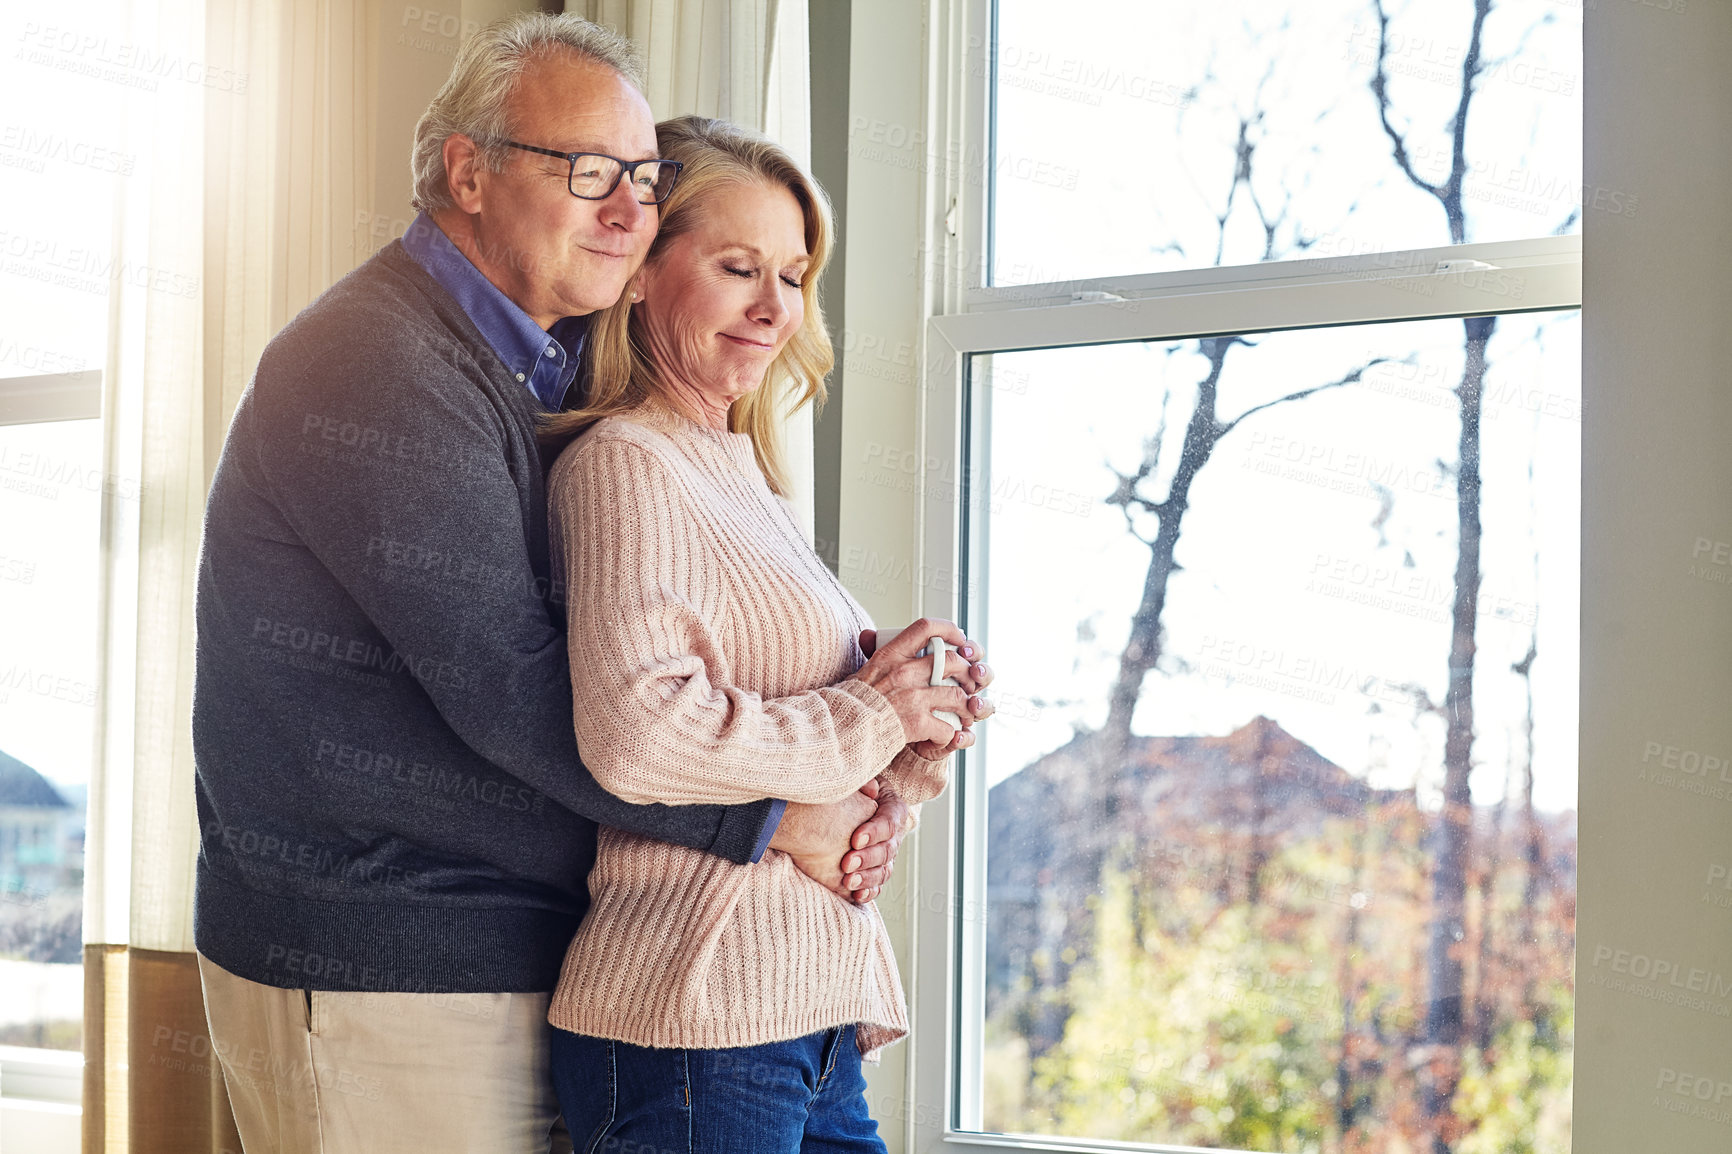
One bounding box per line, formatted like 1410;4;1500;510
577;0;818;537
83;0;231;1144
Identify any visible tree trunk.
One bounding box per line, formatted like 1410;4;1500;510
1420;313;1496;1151
1249;719;1271;906
1514;637;1543;1018
1336;811;1370;1141
1097;337;1233;763
1472;789;1505;1051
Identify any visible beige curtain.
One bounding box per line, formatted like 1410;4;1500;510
83;0;230;1136
84;2;536;1150
577;0;818;537
580;0;811;167
83;0;232;1142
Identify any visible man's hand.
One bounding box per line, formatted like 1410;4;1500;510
770;787;887;900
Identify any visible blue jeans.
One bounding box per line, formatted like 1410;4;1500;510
551;1025;887;1154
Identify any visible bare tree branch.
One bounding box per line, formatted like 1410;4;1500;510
1106;390;1175;547
1107;456;1162;547
1439;0;1494;243
1370;0;1446;201
1218;356;1407;438
1215;116;1255;265
1387;680;1444;718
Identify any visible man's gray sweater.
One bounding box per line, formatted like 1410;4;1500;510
192;241;773;993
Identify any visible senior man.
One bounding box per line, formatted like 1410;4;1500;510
192;14;911;1153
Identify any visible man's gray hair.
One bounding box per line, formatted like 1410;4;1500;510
410;12;645;214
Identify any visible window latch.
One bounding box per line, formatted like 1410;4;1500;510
1433;259;1500;275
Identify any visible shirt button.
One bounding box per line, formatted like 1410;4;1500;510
515;373;526;382
545;347;557;358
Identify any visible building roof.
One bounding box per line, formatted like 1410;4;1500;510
0;748;70;808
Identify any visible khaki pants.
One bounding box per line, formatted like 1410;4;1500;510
198;953;572;1154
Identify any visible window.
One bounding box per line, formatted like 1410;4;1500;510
907;2;1581;1151
0;15;116;1077
989;0;1583;286
0;419;99;1059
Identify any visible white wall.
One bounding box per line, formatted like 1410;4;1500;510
1575;1;1732;1149
838;0;934;1143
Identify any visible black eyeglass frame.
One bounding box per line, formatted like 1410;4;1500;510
500;140;684;204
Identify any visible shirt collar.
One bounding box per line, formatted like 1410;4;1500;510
401;213;586;411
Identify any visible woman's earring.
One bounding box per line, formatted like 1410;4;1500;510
629;289;641;302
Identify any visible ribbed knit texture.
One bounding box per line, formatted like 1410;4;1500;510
545;398;950;1060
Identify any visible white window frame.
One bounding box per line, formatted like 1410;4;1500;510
0;371;102;427
900;1;1583;1149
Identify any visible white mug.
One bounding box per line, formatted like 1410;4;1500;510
923;636;962;731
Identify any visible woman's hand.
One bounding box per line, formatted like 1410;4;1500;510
856;620;995;756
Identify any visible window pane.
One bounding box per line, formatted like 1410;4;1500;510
0;419;99;1051
972;313;1578;1151
990;0;1583;285
0;6;119;1054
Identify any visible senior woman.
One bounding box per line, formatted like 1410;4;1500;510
539;115;992;1152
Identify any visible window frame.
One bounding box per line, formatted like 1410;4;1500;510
0;1044;82;1107
0;371;102;427
901;1;1584;1149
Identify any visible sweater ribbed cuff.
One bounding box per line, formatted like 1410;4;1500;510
710;796;779;865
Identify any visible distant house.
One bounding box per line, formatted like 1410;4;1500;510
989;715;1384;902
0;747;73;897
984;716;1410;1051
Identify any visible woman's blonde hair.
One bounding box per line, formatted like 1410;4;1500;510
540;115;835;497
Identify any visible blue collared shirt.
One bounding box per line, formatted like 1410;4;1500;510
401;213;585;411
398;214;786;860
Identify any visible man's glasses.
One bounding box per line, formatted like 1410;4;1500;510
501;141;683;205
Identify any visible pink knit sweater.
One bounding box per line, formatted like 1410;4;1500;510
544;399;950;1059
